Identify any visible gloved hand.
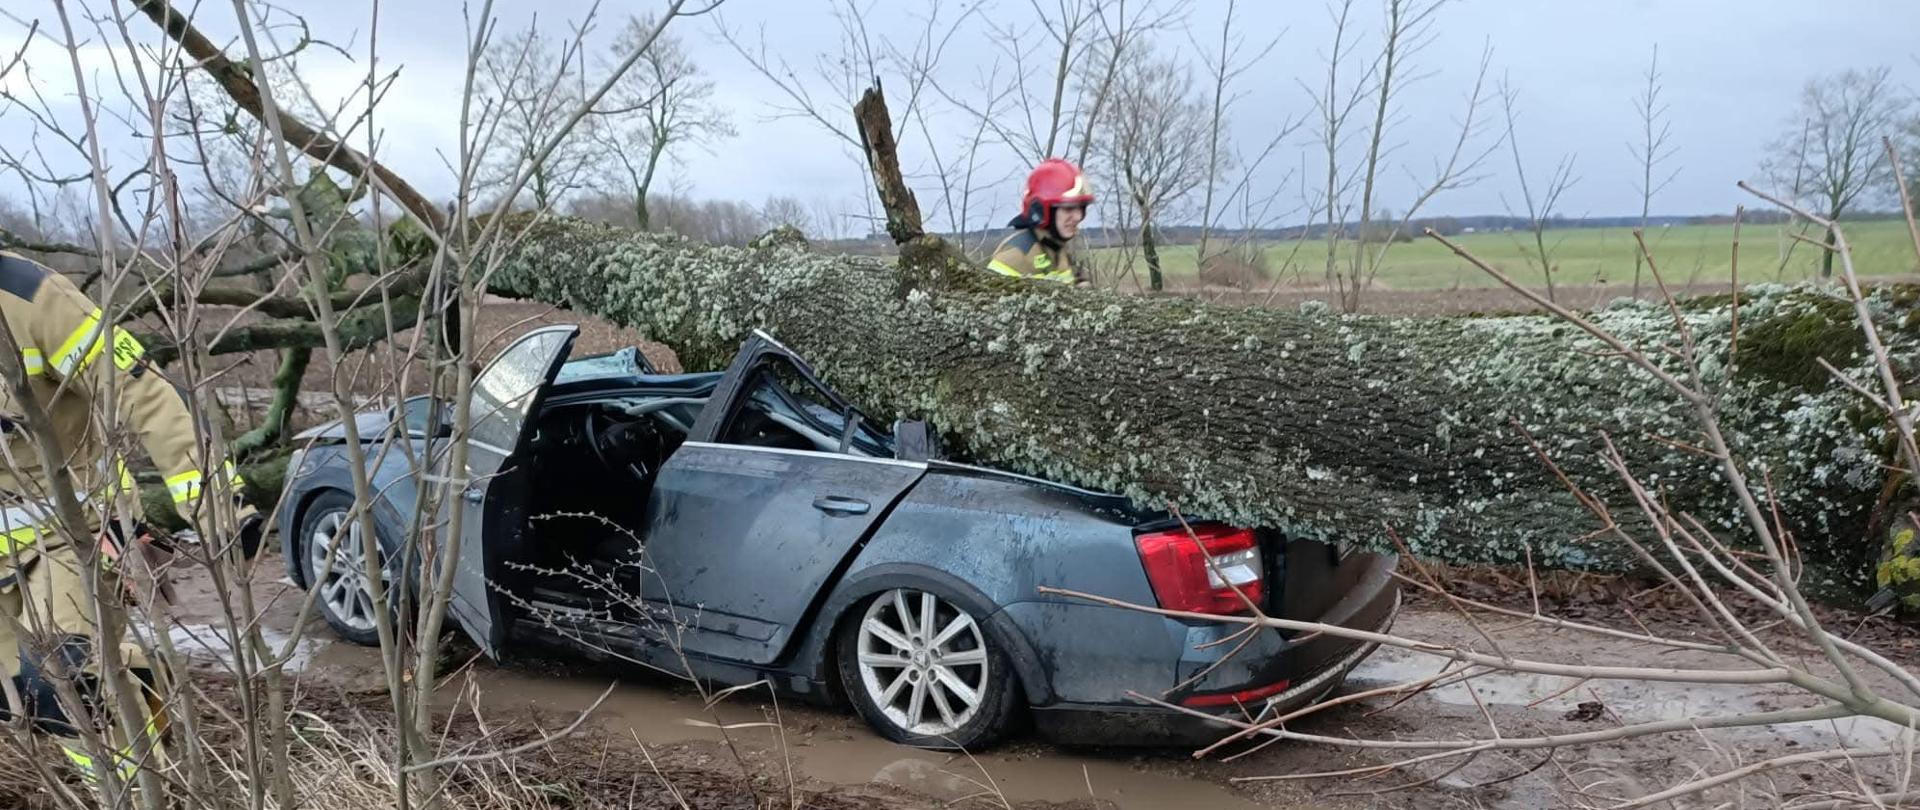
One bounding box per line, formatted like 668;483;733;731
179;500;266;561
237;511;266;561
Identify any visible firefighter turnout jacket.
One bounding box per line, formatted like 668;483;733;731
0;252;251;570
987;229;1084;285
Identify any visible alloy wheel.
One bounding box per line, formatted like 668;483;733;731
854;588;991;738
308;510;380;632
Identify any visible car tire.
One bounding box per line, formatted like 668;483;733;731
836;585;1021;750
297;490;395;646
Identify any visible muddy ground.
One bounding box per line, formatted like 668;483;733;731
157;556;1920;810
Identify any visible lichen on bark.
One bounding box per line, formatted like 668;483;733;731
486;218;1918;596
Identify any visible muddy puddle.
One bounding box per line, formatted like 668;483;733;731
1348;645;1917;750
166;621;332;673
163;575;355;676
480;666;1270;810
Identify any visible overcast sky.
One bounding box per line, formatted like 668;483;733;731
3;0;1919;236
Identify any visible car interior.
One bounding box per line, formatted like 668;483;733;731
507;353;909;617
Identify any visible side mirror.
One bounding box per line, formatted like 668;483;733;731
892;419;939;462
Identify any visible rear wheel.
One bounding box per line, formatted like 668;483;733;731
837;586;1020;749
299;490;392;646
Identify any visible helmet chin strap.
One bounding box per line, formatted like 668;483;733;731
1012;201;1076;244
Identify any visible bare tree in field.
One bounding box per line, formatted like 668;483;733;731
1761;66;1910;278
1094;48;1219;291
1306;0;1496;312
946;0;1181;164
999;0;1101;161
759;195;816;234
1308;0;1373;305
1628;45;1678;298
592;13;734;231
1904;110;1920;216
1190;0;1296;268
1500;76;1578;302
1341;0;1438;307
1061;0;1188;164
478;25;604;210
718;1;967;235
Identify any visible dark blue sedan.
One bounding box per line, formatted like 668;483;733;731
279;326;1400;749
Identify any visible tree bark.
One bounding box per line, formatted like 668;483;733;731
853;84;923;245
634;134;667;232
232;347;312;458
488;216;1915;596
1141;218;1164;292
1823;227;1839;279
138;294;420;365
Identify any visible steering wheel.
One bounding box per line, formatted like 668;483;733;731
584;407;652;482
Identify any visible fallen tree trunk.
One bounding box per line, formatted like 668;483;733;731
489;217;1915;596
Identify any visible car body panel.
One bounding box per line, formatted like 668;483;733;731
456;325;580;655
633;330;930;664
277;440;428;587
781;466;1163;706
642;441;925;664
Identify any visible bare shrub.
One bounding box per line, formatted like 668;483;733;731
1196;244;1272;290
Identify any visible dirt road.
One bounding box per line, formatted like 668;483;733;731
159;558;1919;810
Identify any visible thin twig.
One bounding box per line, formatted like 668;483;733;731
403;682;617;772
1610;747;1907;810
1040;586;1804;688
1384;524;1511;661
1887;136;1920;266
1731;205;1743;357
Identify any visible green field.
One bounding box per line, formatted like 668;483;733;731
1091;220;1920;291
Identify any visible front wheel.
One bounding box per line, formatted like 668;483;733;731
298;490;393;646
836;587;1020;749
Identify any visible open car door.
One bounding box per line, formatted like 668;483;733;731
450;325;579;656
642;331;925;664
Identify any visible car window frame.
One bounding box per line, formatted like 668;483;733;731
695;333;894;459
725;358;892;457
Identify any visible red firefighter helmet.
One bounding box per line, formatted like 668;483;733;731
1019;158;1095;231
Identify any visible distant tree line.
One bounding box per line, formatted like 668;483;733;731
923;210;1803;250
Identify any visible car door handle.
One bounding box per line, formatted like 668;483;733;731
812;496;869;516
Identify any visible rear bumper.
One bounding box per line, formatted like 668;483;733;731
1030;548;1400;747
1032;628;1390;746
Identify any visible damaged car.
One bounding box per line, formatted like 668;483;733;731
279;325;1400;748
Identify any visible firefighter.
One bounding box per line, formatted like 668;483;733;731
0;250;261;786
988;158;1095;286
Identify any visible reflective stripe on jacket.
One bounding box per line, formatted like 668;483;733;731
0;459;138;555
987;229;1079;284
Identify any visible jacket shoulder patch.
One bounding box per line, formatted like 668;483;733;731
0;255;47;302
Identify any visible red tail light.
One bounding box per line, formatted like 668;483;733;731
1134;524;1264;615
1180;678;1293;708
